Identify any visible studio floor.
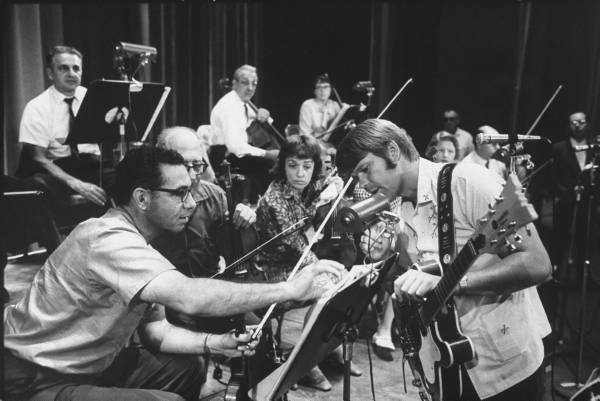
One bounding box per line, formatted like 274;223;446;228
4;253;599;401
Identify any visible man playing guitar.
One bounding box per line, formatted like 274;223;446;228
337;119;552;401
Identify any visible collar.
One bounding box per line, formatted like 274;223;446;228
229;89;246;105
49;85;85;103
569;136;588;147
467;151;487;165
415;158;443;206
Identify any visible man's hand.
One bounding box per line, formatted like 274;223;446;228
232;203;256;229
207;326;260;358
359;222;393;261
69;179;107;205
287;259;346;301
264;149;279;160
256;108;270;122
393;269;441;302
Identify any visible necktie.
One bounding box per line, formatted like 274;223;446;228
64;97;79;158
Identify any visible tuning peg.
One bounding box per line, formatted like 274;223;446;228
504;240;517;252
508;221;517;229
495;196;504;203
498;228;507;234
490;239;499;246
514;234;522;243
479;217;489;224
488;209;496;216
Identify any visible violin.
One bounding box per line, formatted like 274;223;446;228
219;78;285;151
311;169;357;269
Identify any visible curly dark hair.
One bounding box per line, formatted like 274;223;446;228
112;146;185;206
272;135;323;183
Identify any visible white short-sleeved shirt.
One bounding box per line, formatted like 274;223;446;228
298;98;341;136
461;150;507;180
19;85;100;159
4;208;175;374
397;158;550;398
210;90;266;158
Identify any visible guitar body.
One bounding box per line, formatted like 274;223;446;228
417;302;475;401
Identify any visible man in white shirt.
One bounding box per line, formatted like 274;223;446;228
461;125;507;180
210;65;279;202
337;119;551;401
17;45;107;206
431;109;474;160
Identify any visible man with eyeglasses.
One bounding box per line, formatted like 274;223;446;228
550;111;596;266
299;74;349;139
210;64;279;203
16;45;109;207
4;146;344;401
153;126;256;281
431;109;474;161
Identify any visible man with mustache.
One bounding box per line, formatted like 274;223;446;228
210;64;279;203
17;45;108;207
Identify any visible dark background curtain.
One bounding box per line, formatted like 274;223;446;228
3;0;600;175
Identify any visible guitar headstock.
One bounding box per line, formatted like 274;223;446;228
472;174;537;255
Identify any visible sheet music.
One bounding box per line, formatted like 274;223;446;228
141;86;171;142
249;261;385;401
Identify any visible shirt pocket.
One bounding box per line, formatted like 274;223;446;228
477;296;523;362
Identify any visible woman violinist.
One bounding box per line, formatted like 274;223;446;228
298;74;350;141
254;134;361;391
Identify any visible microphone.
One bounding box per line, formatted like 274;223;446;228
476;133;544;145
335;192;390;233
353;81;375;93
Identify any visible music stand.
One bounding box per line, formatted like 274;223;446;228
67;79;169;156
249;254;397;401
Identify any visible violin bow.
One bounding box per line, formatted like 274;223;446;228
524;84;563;136
251;177;355;340
376;78;414;119
210;217;309;279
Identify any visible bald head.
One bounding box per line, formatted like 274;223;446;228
475;125;500;160
157;127;203;158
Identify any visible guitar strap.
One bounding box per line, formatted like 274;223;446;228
437;163;458;272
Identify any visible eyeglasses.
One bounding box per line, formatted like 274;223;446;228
570;119;587;126
185;160;208;175
150;187;194;203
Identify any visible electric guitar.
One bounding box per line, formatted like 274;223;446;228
394;174;539;401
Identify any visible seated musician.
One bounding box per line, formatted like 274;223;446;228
424;132;459;163
299;73;350;141
152;126;256;328
210;64;279;202
255;134;361;391
461;125;507;179
16;45;110;207
3;146;345;401
337;119;551;401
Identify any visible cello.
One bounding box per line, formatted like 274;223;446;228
219;77;286;151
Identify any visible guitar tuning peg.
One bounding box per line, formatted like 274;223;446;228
479;217;489;224
495;196;504;203
505;241;517;252
498;228;507;234
508;221;517;229
514;234;522;243
490;239;499;245
488;209;496;216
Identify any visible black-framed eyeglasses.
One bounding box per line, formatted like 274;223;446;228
570;119;587;126
185;160;208;175
150;187;194;203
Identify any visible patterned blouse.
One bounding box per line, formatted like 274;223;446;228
255;179;323;282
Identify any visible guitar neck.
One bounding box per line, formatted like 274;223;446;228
419;238;480;326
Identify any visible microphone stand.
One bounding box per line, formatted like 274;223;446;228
556;145;599;398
